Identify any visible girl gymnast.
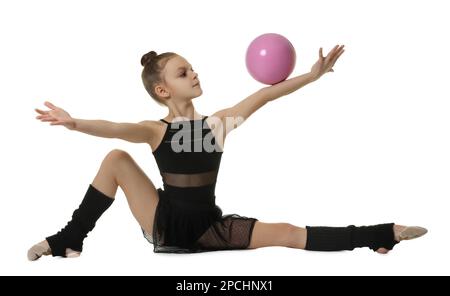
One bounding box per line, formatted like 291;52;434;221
28;45;427;260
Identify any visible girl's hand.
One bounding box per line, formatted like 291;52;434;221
310;45;345;81
35;101;76;130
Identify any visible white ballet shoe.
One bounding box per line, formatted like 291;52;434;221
28;241;81;260
376;226;427;254
398;226;428;241
27;241;51;261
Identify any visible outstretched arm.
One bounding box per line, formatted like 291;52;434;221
265;45;345;100
211;45;345;135
35;101;155;143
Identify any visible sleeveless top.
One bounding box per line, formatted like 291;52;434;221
152;116;223;206
149;116;257;252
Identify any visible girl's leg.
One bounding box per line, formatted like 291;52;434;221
248;222;307;249
248;221;427;253
28;149;160;260
90;149;160;235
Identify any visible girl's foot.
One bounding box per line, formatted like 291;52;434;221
27;240;81;261
376;224;428;254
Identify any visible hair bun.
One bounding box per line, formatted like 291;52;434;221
141;51;157;67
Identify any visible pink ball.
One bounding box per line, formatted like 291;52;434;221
246;33;296;85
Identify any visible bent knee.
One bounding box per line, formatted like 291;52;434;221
103;149;133;165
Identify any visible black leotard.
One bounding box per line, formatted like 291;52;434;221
147;116;257;253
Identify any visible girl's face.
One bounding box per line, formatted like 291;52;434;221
159;55;202;101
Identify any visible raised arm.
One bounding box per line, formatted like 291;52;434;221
35;101;155;143
211;45;345;136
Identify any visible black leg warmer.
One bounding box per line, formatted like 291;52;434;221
305;223;398;252
46;184;114;257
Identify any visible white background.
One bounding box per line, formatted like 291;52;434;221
1;0;449;276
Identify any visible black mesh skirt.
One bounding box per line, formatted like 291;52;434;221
142;188;258;253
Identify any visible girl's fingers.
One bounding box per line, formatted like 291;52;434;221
329;45;342;61
41;118;57;122
328;47;345;67
332;49;345;65
37;115;53;120
319;47;324;59
36;114;52;119
44;101;57;110
35;108;48;115
327;45;339;59
336;45;345;56
50;122;61;125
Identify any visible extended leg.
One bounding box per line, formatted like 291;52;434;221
248;221;427;253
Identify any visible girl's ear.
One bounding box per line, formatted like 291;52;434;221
155;85;170;98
